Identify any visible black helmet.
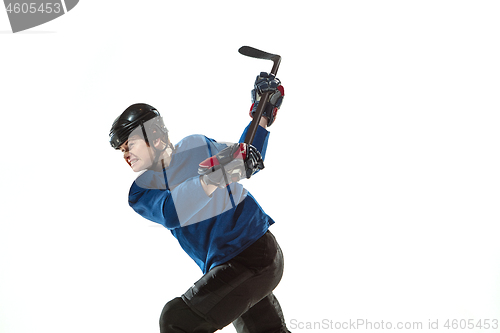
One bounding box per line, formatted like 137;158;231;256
109;103;167;150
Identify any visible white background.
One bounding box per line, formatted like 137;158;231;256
1;1;500;332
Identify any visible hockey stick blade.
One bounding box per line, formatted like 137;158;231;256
238;46;281;75
238;46;279;61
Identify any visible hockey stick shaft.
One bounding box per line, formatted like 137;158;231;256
240;46;281;145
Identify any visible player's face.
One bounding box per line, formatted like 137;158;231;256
120;135;154;172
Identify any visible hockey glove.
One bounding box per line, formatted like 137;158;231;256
198;143;264;188
249;72;285;127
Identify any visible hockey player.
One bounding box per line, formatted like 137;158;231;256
109;73;289;333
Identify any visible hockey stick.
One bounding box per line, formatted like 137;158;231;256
238;46;282;145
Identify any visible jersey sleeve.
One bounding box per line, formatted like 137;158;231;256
238;122;270;159
128;173;212;230
129;182;180;229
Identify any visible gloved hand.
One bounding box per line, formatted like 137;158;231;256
198;143;264;188
249;72;285;127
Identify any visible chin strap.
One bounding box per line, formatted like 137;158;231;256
160;142;176;191
152;143;168;169
140;121;174;171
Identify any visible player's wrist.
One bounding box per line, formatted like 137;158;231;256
259;116;268;129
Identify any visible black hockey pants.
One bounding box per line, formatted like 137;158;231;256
159;230;291;333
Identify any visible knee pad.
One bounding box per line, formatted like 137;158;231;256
159;297;186;328
159;297;217;333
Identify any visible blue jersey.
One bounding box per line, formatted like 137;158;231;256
128;123;274;273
